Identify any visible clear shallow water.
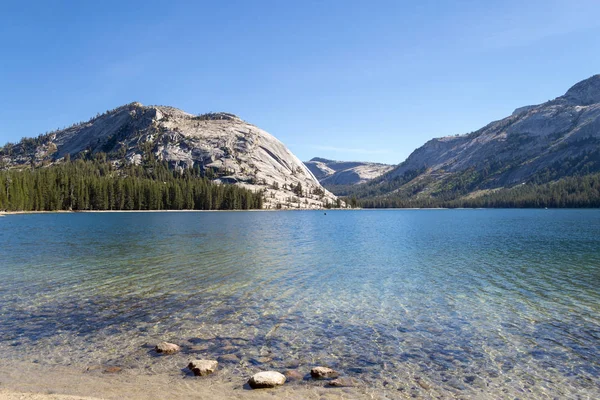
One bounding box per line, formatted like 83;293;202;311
1;210;600;398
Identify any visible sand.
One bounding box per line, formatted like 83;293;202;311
0;361;381;400
0;391;101;400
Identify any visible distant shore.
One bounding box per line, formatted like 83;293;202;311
1;208;587;217
0;208;349;215
0;209;276;215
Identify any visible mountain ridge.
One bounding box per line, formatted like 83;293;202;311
304;157;394;186
0;103;337;209
335;74;600;206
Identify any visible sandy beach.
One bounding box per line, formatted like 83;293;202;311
0;361;380;400
0;391;101;400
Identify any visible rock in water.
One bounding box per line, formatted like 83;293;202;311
248;371;286;389
310;366;339;379
188;360;218;376
283;370;304;381
218;353;240;363
155;342;180;354
328;378;358;387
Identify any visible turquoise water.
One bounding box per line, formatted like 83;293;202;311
1;210;600;398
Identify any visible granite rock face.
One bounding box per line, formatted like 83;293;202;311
0;104;337;209
380;74;600;194
304;157;394;186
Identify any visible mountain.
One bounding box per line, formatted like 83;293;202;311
304;157;394;185
341;74;600;206
0;103;337;209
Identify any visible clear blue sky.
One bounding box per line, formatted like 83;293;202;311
1;0;599;164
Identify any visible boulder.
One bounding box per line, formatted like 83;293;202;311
155;342;180;354
188;360;218;376
310;366;339;379
248;371;286;389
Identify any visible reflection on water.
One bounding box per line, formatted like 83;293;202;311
1;210;600;398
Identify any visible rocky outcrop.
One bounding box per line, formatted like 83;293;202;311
0;104;338;209
304;158;393;186
564;74;600;106
248;371;286;388
188;359;218;376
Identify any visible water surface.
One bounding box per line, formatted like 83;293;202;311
1;210;599;398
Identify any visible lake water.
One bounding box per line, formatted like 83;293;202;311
1;210;599;399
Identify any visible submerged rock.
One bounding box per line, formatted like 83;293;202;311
218;353;240;363
415;377;431;390
155;342;180;354
283;370;304;381
248;371;286;389
310;366;339;379
188;359;218;376
285;360;300;369
328;378;358;387
249;356;272;365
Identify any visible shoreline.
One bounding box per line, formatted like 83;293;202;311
0;361;375;400
0;390;101;400
1;207;597;216
0;208;357;215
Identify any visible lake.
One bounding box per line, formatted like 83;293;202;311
1;210;599;399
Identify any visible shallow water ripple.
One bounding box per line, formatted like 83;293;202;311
1;210;600;398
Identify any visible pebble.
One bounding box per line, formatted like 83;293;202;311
155;342;180;354
188;359;218;376
311;366;339;379
218;354;240;363
283;370;304;381
328;378;358;387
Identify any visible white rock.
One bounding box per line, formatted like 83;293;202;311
155;342;180;354
248;371;286;389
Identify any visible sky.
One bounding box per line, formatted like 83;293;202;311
1;0;600;165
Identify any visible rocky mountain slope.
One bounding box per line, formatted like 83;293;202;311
346;74;600;202
304;157;394;185
0;103;337;209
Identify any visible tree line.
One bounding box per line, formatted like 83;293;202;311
0;159;263;212
357;173;600;208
